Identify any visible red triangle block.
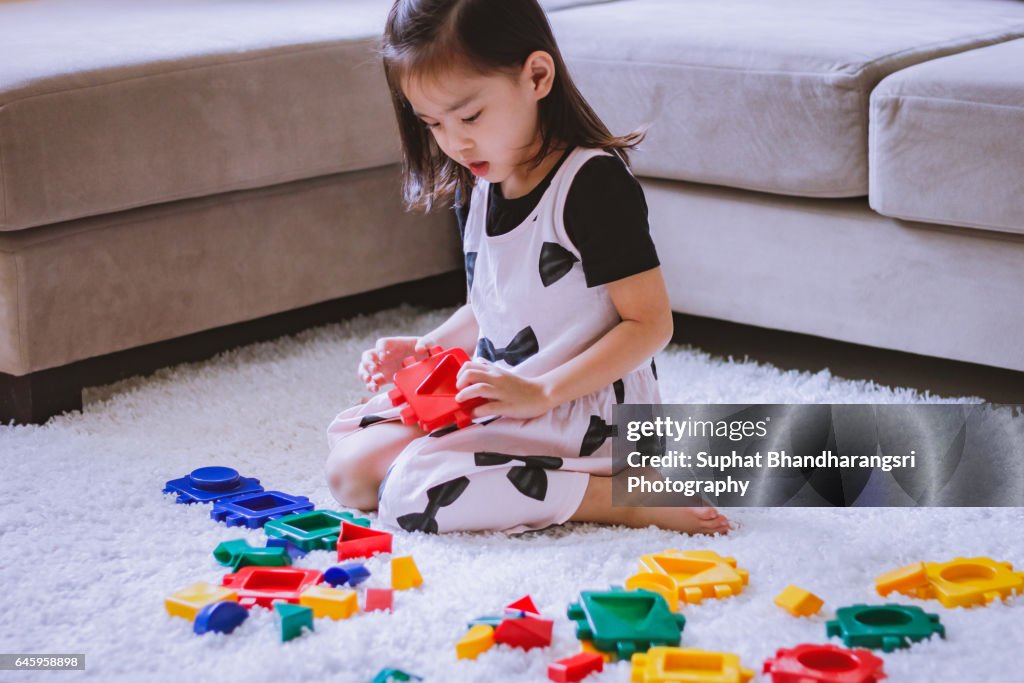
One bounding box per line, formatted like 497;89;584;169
337;521;392;560
505;594;540;616
494;615;553;650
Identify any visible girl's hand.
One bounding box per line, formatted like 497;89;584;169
454;360;552;420
358;336;435;392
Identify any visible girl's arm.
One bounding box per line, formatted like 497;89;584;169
539;267;673;407
419;302;479;356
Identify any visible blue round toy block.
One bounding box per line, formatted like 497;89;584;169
188;466;241;492
342;563;370;586
324;566;350;587
193;601;248;635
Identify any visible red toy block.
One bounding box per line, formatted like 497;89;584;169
505;594;540;616
494;615;553;650
763;643;886;683
337;521;392;560
548;652;604;682
387;346;487;432
365;588;394;613
221;566;323;609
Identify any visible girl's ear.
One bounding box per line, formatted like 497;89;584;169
521;50;556;100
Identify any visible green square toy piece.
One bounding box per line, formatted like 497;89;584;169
274;602;314;642
826;604;945;652
567;587;685;659
264;510;371;552
213;539;291;571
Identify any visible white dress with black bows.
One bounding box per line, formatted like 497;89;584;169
326;147;660;534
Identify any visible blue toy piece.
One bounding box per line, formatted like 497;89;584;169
210;490;314;529
266;537;309;560
163;466;263;504
371;669;423;683
324;563;371;588
193;600;249;635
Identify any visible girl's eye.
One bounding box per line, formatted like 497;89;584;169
422;120;440;129
462;111;482;124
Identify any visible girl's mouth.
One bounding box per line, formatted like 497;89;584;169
469;162;489;176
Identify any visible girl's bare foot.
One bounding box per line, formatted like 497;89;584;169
570;475;732;535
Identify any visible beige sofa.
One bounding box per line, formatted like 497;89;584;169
3;0;1023;424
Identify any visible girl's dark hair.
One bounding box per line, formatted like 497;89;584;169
381;0;645;211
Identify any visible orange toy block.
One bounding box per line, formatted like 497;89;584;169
391;556;423;590
638;550;749;604
299;585;359;620
774;585;824;617
457;624;496;660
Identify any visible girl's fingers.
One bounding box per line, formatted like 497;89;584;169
455;382;493;402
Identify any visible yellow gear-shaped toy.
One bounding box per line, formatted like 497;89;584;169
876;557;1024;608
631;647;754;683
637;550;749;604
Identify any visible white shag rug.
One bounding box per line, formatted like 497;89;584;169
1;304;1020;683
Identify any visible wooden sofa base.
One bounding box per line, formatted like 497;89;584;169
0;271;464;426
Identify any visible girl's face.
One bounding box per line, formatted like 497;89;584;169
402;52;555;191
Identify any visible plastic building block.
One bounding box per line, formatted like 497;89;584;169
506;595;540;615
365;588;394;613
391;556;423;590
324;563;368;587
264;509;371;552
581;639;617;663
638;550;749;604
632;647;755;683
388;346;487;431
457;624;496;660
468;613;527;629
163;466;263;504
567;588;685;660
338;521;393;560
626;572;680;612
165;582;238;620
774;585;824;617
876;557;1024;608
299;584;359;620
548;651;604;682
193;600;249;635
494;615;553;650
371;669;423;683
213;539;290;570
266;537;308;560
210;490;314;529
763;643;886;683
826;604;944;652
275;602;314;642
221;566;324;609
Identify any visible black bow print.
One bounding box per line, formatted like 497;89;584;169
428;415;501;439
465;251;477;292
476;327;539;366
396;476;470;534
474;451;563;501
650;358;658;380
613;379;625;404
359;415;388;428
580;415;618;457
539;242;579;287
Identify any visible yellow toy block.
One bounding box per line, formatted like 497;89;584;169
631;647;754;683
456;624;495;660
165;582;238;620
581;638;617;663
626;572;680;612
877;557;1024;608
299;585;359;619
392;556;423;590
638;550;749;604
774;585;823;617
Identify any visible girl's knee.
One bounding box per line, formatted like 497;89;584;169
325;447;380;511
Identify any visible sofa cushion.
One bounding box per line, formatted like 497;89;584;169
870;38;1024;235
548;0;1024;198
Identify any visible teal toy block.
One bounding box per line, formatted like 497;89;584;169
264;510;371;552
371;669;423;683
827;603;945;652
467;613;527;629
567;587;685;660
213;539;291;570
275;602;314;642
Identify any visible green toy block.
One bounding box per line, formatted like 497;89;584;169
213;539;290;570
567;587;685;660
264;510;371;552
275;602;314;642
371;668;423;683
826;603;945;652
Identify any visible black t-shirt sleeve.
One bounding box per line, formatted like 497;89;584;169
564;155;660;288
454;184;470;243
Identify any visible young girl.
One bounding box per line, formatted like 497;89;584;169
325;0;730;536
